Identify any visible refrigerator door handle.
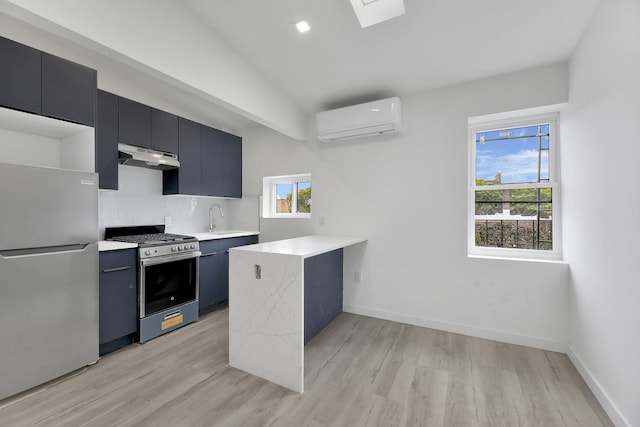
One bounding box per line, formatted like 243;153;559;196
0;244;90;259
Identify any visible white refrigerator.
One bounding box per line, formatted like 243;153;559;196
0;162;99;401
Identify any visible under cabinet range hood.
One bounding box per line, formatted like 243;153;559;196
118;143;179;170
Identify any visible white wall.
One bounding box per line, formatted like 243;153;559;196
99;165;229;239
563;0;640;425
243;63;571;352
0;128;60;168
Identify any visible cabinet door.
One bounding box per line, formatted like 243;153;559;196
163;117;201;195
151;108;178;153
96;90;119;190
223;134;242;198
198;236;257;314
304;249;343;344
118;97;151;148
0;36;41;114
99;250;138;345
198;251;227;313
41;52;96;127
201;125;225;197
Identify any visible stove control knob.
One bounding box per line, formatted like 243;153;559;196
171;246;177;252
190;244;196;249
178;245;183;251
145;249;151;256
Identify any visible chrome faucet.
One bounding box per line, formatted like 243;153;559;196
209;203;224;232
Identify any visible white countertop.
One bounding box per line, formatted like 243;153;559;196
230;235;367;258
191;230;259;241
98;241;138;251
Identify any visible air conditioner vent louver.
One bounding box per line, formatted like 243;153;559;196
316;97;402;142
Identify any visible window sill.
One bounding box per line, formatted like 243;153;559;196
262;215;311;220
467;254;568;265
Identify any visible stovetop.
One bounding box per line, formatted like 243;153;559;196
108;232;196;247
105;225;197;248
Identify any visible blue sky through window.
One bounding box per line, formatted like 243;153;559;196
276;183;292;199
276;181;312;199
476;124;549;184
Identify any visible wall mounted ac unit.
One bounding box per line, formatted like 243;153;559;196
316;97;402;142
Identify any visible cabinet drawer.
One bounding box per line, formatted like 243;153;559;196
200;235;258;255
99;249;137;271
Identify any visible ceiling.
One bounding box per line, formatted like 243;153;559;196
0;0;600;138
184;0;600;114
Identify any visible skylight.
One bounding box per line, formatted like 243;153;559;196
349;0;406;28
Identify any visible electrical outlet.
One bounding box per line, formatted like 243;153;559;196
354;271;362;283
255;264;261;279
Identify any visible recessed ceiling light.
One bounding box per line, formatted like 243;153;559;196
295;20;310;33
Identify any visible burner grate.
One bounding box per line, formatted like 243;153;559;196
108;233;196;245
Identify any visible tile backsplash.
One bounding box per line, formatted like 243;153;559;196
99;165;230;238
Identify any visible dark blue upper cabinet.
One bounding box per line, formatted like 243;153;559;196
151;108;179;154
201;125;242;198
96;90;119;190
164;118;202;195
41;52;96;127
118;97;151;148
201;126;225;197
0;36;41;115
223;133;242;198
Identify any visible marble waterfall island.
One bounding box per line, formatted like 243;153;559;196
228;235;367;393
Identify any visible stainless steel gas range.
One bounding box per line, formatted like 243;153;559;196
105;226;201;343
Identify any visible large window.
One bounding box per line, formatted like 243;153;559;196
262;174;312;218
469;113;560;259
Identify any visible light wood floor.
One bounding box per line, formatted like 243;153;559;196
0;309;612;427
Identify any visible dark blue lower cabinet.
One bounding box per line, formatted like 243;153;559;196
199;235;259;315
99;249;138;356
304;249;344;344
199;249;228;314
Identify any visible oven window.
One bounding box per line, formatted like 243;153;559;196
144;257;197;316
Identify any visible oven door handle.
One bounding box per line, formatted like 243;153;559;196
140;251;202;267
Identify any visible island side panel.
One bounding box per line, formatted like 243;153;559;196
304;249;344;344
228;250;304;393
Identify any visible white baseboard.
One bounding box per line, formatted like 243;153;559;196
343;304;568;353
568;347;630;427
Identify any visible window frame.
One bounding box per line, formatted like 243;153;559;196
468;112;561;261
262;173;312;219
